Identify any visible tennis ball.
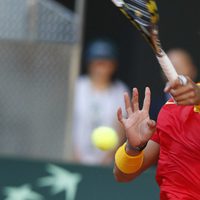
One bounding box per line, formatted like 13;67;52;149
91;126;119;151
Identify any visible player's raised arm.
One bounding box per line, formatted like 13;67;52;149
114;87;160;182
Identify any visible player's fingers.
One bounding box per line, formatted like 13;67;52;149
169;86;191;98
132;88;139;112
117;107;125;126
124;92;133;116
147;119;156;130
164;79;181;93
176;100;193;105
176;96;198;105
142;87;151;112
164;82;171;93
170;80;196;99
174;91;196;102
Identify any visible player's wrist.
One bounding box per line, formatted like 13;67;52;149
125;141;148;156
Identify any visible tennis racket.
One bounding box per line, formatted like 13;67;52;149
111;0;178;83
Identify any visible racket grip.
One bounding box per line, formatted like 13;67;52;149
156;51;178;83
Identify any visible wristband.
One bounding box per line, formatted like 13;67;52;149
115;143;144;174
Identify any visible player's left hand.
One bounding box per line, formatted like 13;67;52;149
164;76;200;105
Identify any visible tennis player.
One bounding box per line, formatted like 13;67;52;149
114;77;200;199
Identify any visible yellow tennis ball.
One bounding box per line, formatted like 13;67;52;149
91;126;119;151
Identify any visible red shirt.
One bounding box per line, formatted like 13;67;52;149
151;100;200;200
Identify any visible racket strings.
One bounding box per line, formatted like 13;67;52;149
124;0;152;26
112;0;162;55
129;0;149;9
125;0;150;15
133;0;147;7
126;3;151;18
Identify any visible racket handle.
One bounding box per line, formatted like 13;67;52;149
156;51;178;83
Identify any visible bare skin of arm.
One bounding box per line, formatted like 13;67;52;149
114;78;200;182
113;87;159;182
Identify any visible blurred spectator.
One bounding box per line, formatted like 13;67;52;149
150;48;198;120
72;39;128;166
167;49;197;80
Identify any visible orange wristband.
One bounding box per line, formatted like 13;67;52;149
115;143;144;174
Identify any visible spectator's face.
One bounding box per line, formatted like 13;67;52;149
88;59;117;81
168;51;197;81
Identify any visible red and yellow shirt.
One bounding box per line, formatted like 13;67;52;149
151;99;200;200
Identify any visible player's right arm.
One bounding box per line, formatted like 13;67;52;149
113;87;159;182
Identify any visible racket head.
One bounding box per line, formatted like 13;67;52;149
112;0;161;54
112;0;178;82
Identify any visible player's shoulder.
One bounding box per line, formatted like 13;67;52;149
158;99;198;124
162;99;196;113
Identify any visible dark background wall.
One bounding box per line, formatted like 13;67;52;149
56;0;200;96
